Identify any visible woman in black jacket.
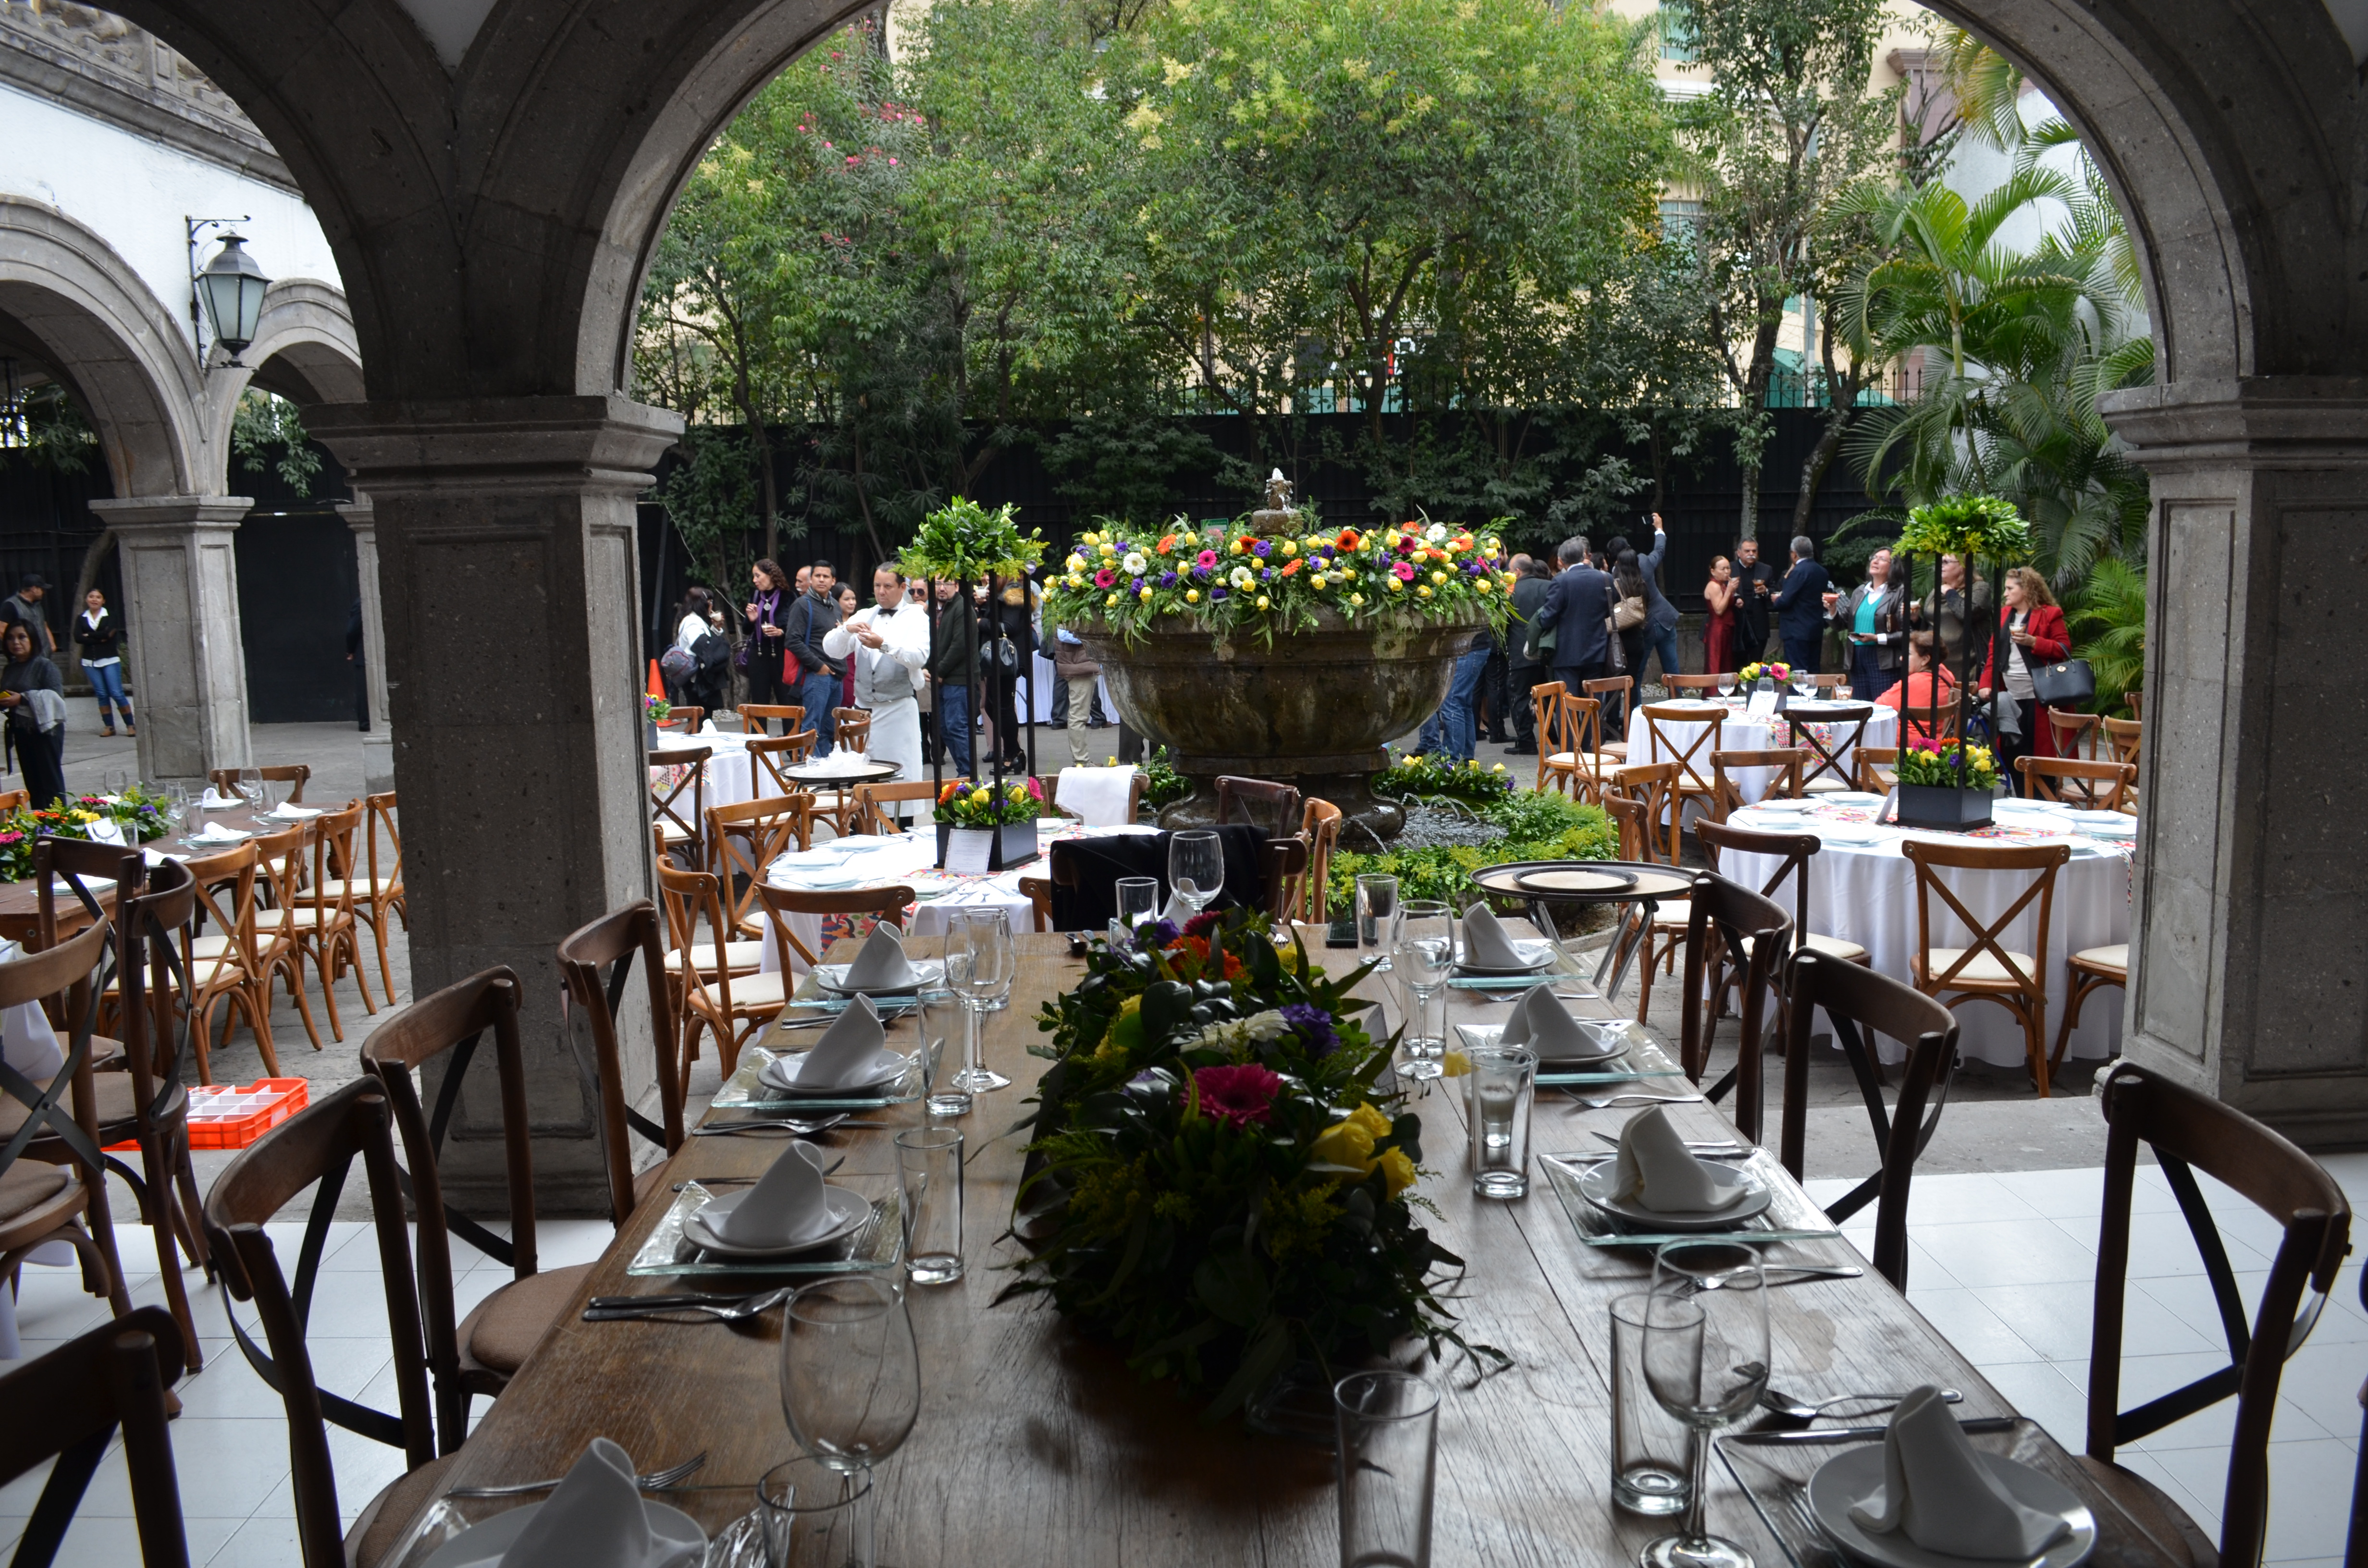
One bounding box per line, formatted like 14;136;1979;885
2;619;67;807
72;588;132;736
982;579;1037;771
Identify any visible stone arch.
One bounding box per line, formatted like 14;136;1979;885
199;276;366;467
0;192;209;496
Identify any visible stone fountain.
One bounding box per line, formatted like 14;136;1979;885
1076;472;1481;845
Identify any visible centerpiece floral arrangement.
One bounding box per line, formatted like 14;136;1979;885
895;496;1048;584
644;691;671;724
935;774;1050;826
1895;741;2000;793
1736;660;1793;686
1895;493;2034;564
1002;907;1486;1420
1039;513;1515;645
0;787;173;881
1373;751;1515;807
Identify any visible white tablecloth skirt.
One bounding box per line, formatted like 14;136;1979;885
1724;819;2129;1070
651;733;758;815
1623;701;1900;806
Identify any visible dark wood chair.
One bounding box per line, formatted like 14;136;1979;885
1789;701;1875;794
1262;835;1310;920
207;763;311;804
1675;872;1789;1145
1777;948;1960;1291
361;967;581;1454
648;743;710;865
1017;876;1054;932
34;834;139;963
203;1078;443;1568
2089;1063;2352;1568
1696;818;1871;970
557;901;686;1230
1901;839;2071;1096
2017;754;2138;811
1582;674;1633;751
0;1306;191;1568
1708;747;1806;821
1214;775;1301;838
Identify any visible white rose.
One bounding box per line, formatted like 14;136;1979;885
1122;552;1149;575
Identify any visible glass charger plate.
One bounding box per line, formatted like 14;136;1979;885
626;1176;904;1277
710;1025;941;1113
1541;1147;1847;1250
1716;1419;2106;1568
1453;1020;1685;1085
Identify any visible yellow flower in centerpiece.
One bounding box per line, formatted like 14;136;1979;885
1099;541;1117;557
1066;575;1085;589
1105;592;1121;607
1138;587;1153;601
1311;1102;1393;1170
1185;588;1201;604
1280;539;1298;556
1387;578;1404;592
1476;579;1492;594
1350;593;1365;607
1230;538;1246;555
1416;584;1432;598
1255;594;1270;610
1066;553;1086;573
1440;1050;1471;1077
1430;570;1447;586
1376;1147;1417;1197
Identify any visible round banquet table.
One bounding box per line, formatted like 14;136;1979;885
1622;698;1898;805
649;729;758;812
756;822;1161;975
1720;796;2133;1068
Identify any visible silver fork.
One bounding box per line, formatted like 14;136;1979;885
447;1450;709;1498
1566;1092;1706;1110
691;1116;876;1136
581;1286;794;1324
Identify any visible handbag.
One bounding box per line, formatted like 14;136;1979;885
2031;657;2095;708
1613;594;1647;631
1603;612;1628;676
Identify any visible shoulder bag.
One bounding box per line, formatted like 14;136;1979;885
1603;610;1628;676
2030;657;2095;708
1613;594;1648;631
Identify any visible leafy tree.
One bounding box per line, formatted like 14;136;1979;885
229;390;321;497
3;380;98;473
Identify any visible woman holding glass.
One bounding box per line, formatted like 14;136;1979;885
1700;556;1739;675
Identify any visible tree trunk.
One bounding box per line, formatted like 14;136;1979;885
1791;408;1850;537
752;419;778;564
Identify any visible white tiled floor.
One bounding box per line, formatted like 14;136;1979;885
1804;1153;2368;1566
9;1162;2368;1564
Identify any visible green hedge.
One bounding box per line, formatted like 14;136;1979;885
1326;790;1616;917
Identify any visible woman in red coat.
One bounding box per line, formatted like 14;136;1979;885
1976;566;2071;794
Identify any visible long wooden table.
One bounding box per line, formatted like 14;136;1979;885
403;931;2171;1565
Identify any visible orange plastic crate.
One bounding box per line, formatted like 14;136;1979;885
129;1077;311;1151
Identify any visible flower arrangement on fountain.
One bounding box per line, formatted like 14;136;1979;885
1039;512;1516;643
1373;751;1515;806
1895;741;2000;793
1736;661;1792;686
1002;907;1480;1420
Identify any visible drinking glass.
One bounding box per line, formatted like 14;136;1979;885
919;986;970;1118
162;784;188;835
756;1455;875;1568
894;1127;963;1286
1167;829;1222;916
1465;1044;1536;1199
1394;901;1453;1081
1334;1371;1438;1568
1609;1294;1692;1517
950;909;1012;1094
1639;1244;1771;1568
780;1276;920;1486
1112;875;1159;947
233;766;264;812
1355;873;1399;972
1714;675;1735;700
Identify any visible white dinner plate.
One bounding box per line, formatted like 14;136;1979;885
683;1185;874;1258
1453;937;1556;976
1816;827;1887;847
1820;791;1887;806
757;1047;910;1097
2065;809;2137;831
1744;799;1812;814
1574;1158;1773;1233
1805;1446;2096;1568
420;1498;707;1568
811;960;945;996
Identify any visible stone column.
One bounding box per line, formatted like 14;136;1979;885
340;496;396;794
2098;377;2368;1146
87;496;256;788
308;394;678;1213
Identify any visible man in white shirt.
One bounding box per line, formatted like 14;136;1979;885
824;564;931;823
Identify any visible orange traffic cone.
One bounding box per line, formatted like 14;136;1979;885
647;659;666;700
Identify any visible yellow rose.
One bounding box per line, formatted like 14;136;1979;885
1351;593;1365;607
1417;584;1433;598
1256;594;1270;610
1106;592;1121;607
1376;1147;1417;1197
1476;579;1492;593
1310;1115;1377;1170
1066;553;1086;572
1099;542;1117;557
1281;539;1298;556
1387;578;1404;592
1431;571;1447;585
1185;588;1201;604
1231;538;1246;555
1139;587;1153;601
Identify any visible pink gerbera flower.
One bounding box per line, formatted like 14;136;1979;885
1196;549;1219;571
1094;567;1118;589
1392;560;1417;581
1193;1064;1284;1128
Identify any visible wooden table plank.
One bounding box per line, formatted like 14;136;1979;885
403;928;2167;1566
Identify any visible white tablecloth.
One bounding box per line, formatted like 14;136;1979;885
651;730;758;813
1721;798;2132;1069
1623;699;1899;806
755;823;1161;974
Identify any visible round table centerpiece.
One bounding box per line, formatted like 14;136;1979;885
1041;473;1514;844
1004;908;1490;1427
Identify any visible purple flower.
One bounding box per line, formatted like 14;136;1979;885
1141;919;1181;947
1258;566;1272;580
1279;1003;1338;1057
1133;576;1146;590
1211;587;1229;600
1159;570;1178;587
1251;539;1273;558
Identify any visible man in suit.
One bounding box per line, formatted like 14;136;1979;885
1772;533;1833;674
1539;535;1615;722
1731;536;1776;665
1505;556;1554;754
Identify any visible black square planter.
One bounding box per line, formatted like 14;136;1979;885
1895;784;1995;832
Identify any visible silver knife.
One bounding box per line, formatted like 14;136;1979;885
1726;1416;2020;1444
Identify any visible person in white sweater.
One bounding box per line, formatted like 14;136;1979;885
823;564;932;822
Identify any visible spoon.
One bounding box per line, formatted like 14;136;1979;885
1758;1385;1961;1423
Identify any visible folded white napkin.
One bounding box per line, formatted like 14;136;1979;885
778;995;890;1090
189;822;247;844
494;1436;699;1568
1497;984;1599;1061
713;1141;833;1247
1055;765;1137;827
1460;902;1532;968
1612;1106;1745;1213
1848;1385;2071;1558
199;788;242;808
701;719;720;734
267;803;324;821
1160;890;1195;925
840;924;919;990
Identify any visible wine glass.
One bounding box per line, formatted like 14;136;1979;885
1394;900;1454;1081
1167;829;1222;917
779;1276;920;1492
1714;674;1735;701
1639;1244;1771;1568
233;766;264;813
950;909;1012;1094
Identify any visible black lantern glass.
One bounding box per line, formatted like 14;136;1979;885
196;235;269;362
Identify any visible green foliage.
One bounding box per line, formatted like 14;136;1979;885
934;773;1047;826
647;426;763;598
1139;746;1194;810
1373;751;1516;806
3;383;97;474
1897;494;2032;565
896;497;1046;584
229;391;320;498
1896;739;1999;793
1327;790;1616;917
2067;556;2146;715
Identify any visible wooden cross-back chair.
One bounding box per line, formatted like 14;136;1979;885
1708;747;1805;822
1602;762;1685;1022
648;744;710;865
751;881;918;980
1786;701;1875;794
202;1078;444;1568
324;791;407;1002
1808;672;1849;692
2018;755;2138;811
658;705;704;734
1214;775;1302;839
251;821;327;1054
1664;674;1726;694
2053;941;2128;1080
0;1306;191;1568
2123;689;2143;720
1017;876;1054;932
1778;949;1961;1291
0;919;134;1360
0;787;28;815
1638;702;1725;819
174;841;273;1082
1548;691;1614;804
2089;1064;2351;1568
1693;820;1871;1058
1674;872;1789;1146
2099;714;2142;770
1854;746;1900;794
288;799;379;1042
707;794;815;939
206;764;310;804
362;967;586;1455
558;901;686;1230
2046;705;2100;760
1292;798;1344;923
832;707;872;753
740;702;805;736
1900;703;1961;746
658;859;791;1078
1900;838;2072;1096
35;835;138;966
1529;681;1569;795
1582;675;1632;755
1262;836;1311;921
749;732;819;797
855;781;942;834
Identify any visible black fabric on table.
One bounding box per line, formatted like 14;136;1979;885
1044;826;1270;931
